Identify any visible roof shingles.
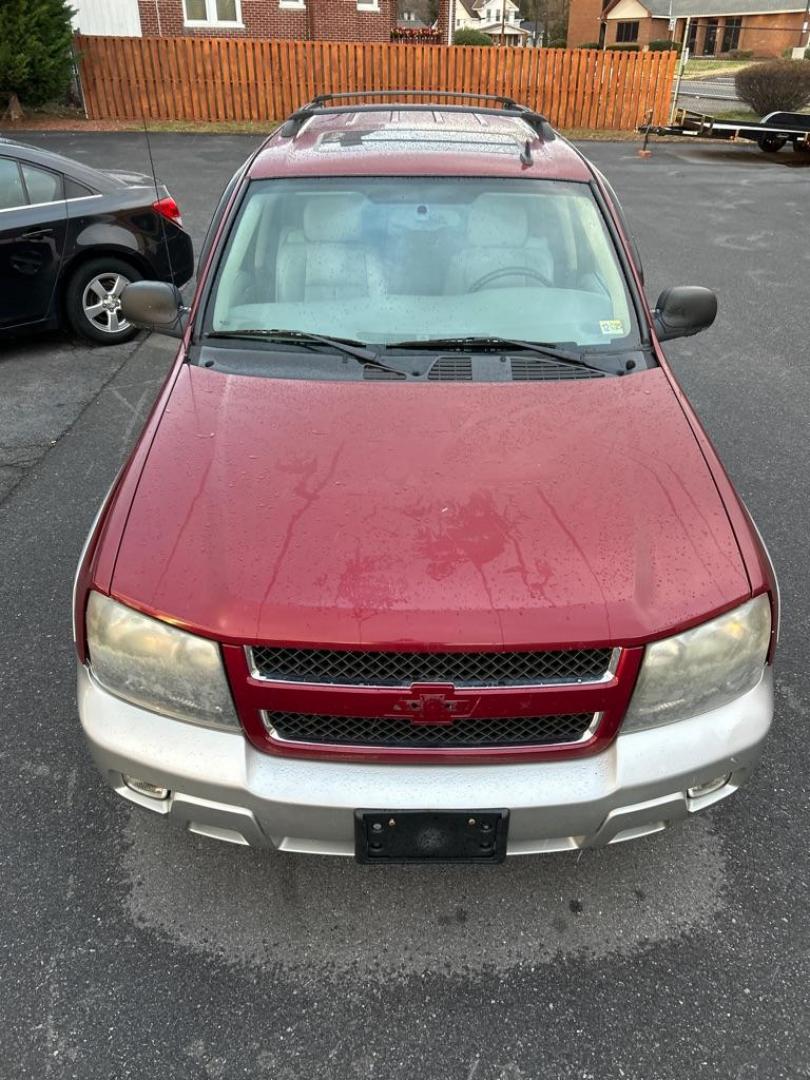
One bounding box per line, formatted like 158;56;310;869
631;0;804;16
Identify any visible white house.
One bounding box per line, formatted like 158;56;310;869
454;0;531;42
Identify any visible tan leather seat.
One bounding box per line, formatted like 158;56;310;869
275;194;386;302
447;194;554;294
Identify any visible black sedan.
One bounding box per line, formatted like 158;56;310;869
0;137;194;344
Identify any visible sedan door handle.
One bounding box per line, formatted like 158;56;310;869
21;228;53;240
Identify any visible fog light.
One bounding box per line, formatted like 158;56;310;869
688;774;731;799
123;775;170;800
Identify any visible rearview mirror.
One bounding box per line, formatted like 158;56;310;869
653;286;717;342
120;281;188;339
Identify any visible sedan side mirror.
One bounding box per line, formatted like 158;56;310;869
653;286;717;342
120;281;188;339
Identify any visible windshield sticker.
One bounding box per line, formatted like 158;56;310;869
600;320;625;336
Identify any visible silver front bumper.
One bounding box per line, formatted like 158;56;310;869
77;664;773;855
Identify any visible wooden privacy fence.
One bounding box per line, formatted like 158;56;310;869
75;35;677;131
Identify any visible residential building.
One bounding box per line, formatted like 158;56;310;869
72;0;143;35
568;0;810;56
453;0;531;42
519;16;545;44
134;0;399;41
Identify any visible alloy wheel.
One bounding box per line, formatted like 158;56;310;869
81;272;131;335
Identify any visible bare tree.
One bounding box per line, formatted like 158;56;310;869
521;0;569;44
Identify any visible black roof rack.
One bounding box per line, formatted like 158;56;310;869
278;90;555;141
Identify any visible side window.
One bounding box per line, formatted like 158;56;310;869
0;157;26;210
21;163;63;204
65;177;94;199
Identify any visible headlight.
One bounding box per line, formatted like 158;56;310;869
623;595;771;732
86;591;239;729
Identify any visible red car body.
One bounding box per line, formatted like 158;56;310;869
75;100;777;858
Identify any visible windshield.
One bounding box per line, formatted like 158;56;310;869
207;177;639;350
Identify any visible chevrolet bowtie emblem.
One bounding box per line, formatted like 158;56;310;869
387;684;478;725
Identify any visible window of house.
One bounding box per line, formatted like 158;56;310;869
721;16;741;52
615;20;639;42
686;19;698;51
703;17;719;54
183;0;242;25
356;0;380;11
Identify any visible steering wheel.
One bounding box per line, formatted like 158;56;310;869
469;266;554;292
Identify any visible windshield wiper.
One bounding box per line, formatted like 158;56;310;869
205;329;410;377
385;336;623;375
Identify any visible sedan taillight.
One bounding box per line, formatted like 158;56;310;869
153;196;183;227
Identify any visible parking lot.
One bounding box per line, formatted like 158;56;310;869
1;132;809;1079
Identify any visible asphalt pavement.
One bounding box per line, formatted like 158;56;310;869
1;133;809;1080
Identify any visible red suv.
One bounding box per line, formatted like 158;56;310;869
75;94;777;863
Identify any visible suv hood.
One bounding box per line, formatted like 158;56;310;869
111;365;750;648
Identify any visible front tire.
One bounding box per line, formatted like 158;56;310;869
65;257;142;344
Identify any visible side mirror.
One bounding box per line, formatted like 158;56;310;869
120;281;188;339
653;286;717;342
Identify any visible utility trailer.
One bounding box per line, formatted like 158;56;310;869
640;108;810;154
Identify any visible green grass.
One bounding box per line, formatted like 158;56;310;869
15;105;777;141
709;108;760;122
2;108;650;140
125;118;277;134
681;58;756;80
561;127;646;141
0;111;280;135
710;106;810;121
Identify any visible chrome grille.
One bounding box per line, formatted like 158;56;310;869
248;646;615;687
263;711;596;749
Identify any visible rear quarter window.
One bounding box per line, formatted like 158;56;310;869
65;177;95;199
0;157;26;210
21;163;63;204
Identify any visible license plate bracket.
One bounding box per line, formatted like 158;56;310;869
355;809;509;864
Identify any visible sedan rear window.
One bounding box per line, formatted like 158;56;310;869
65;177;94;199
207;177;638;351
21;163;63;204
0;158;26;210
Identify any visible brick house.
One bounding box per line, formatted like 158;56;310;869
135;0;402;41
567;0;809;55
